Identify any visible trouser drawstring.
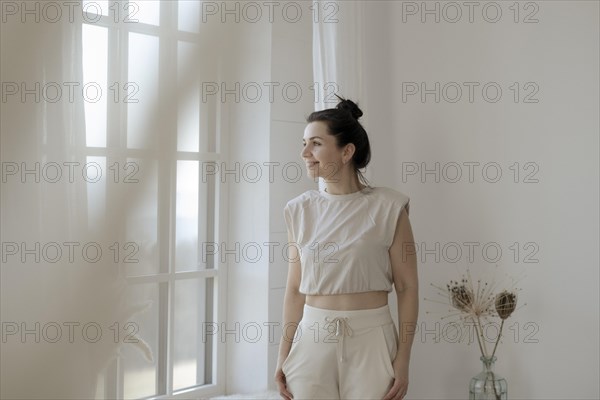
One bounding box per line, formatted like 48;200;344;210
324;316;353;363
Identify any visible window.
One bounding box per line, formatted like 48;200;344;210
81;1;223;398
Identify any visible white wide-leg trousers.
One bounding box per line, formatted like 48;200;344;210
282;303;398;400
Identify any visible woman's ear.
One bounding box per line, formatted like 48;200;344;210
343;143;356;163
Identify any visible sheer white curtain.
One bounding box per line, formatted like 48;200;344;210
313;0;366;110
0;10;154;400
1;3;227;398
312;0;368;190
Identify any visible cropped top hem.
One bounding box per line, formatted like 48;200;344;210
300;287;394;296
283;186;410;296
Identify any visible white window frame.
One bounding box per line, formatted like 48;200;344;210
81;1;227;398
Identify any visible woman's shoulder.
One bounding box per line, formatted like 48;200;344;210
285;189;317;210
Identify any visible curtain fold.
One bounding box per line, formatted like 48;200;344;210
1;10;152;400
312;0;365;111
312;0;367;190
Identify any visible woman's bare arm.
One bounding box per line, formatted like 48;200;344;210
383;206;418;400
276;233;306;369
275;224;306;400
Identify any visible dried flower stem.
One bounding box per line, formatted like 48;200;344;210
471;316;486;358
476;315;489;358
484;369;502;400
490;319;505;360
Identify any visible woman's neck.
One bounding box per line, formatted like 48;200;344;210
323;180;366;195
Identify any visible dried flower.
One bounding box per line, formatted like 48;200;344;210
426;266;526;362
449;282;473;312
495;291;517;320
443;273;496;321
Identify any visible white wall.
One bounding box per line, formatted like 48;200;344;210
361;1;599;399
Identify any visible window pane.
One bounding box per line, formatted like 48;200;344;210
125;158;159;276
178;0;200;33
173;278;210;390
121;283;160;399
175;161;213;272
82;24;108;147
130;0;160;25
176;161;197;271
177;41;200;152
127;32;159;149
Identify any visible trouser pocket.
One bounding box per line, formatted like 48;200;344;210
378;322;398;378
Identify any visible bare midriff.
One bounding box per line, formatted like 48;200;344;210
305;290;389;311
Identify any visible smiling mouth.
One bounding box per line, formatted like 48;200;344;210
306;162;319;168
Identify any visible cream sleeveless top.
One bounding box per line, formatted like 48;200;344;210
283;186;410;295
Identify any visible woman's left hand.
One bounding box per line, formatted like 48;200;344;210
382;360;409;400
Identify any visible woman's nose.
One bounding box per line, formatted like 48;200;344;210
301;146;311;158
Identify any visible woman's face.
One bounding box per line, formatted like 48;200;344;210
302;121;350;181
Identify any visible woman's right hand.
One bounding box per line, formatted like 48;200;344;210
274;366;293;400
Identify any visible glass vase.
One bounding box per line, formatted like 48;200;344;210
469;356;508;400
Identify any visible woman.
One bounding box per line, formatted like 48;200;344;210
274;95;419;400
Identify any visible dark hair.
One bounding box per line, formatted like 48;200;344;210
306;94;372;187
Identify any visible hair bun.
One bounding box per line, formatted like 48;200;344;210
334;95;363;120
